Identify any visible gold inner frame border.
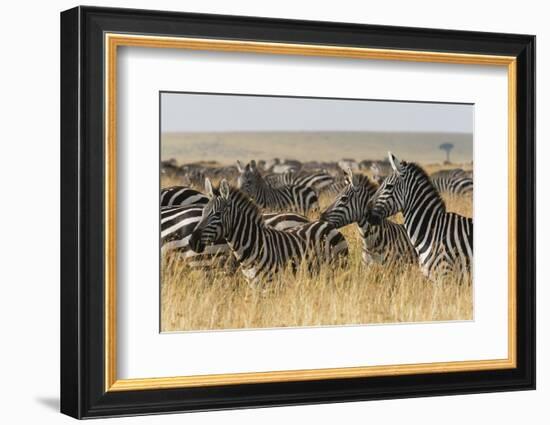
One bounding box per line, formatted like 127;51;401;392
104;33;517;392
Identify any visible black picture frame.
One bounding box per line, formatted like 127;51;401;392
60;5;535;419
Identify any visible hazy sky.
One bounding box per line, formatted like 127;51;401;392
161;92;473;134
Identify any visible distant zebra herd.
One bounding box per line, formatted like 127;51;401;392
161;153;473;283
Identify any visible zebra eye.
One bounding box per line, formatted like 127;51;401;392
340;195;349;203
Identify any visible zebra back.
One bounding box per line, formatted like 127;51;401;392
430;168;472;179
431;175;473;195
264;170;335;193
160;186;209;207
237;160;318;214
161;206;228;268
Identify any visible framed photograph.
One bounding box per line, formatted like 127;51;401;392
60;6;535;419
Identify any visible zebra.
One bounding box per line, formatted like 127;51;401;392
318;168;368;198
180;166;207;188
161;205;311;270
338;158;359;172
236;160;318;214
264;169;335;193
370;161;391;185
160;158;180;177
160;186;209;208
430;168;472;179
161;206;226;268
320;169;417;266
430;169;473;195
263;158;302;173
189;179;348;282
366;152;473;281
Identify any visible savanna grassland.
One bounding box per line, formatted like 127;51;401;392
162;131;473;165
160;163;473;332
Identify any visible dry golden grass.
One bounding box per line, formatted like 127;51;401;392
160;165;473;332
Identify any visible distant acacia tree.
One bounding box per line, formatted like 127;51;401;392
439;143;454;164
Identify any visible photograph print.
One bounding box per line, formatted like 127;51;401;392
160;92;474;332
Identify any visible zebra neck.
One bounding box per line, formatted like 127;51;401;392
254;179;271;198
226;211;266;267
402;190;445;248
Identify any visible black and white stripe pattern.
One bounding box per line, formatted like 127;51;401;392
237;160;318;214
161;205;311;270
161;205;227;268
321;169;417;266
264;170;335;193
430;169;473;195
160;186;209;208
189;179;348;282
367;153;473;280
430;168;473;179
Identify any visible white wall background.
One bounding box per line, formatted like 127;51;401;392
0;1;545;423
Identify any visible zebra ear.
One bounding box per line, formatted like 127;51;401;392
236;160;244;173
388;152;404;174
219;179;230;199
204;178;214;198
250;159;257;170
344;168;354;187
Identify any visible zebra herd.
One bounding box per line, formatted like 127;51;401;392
161;152;473;283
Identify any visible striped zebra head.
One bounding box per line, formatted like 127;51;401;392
367;152;406;225
189;178;232;253
320;169;376;228
237;160;262;193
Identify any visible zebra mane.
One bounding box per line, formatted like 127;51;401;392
213;183;265;223
344;173;377;196
232;188;268;223
403;162;447;209
352;173;377;190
